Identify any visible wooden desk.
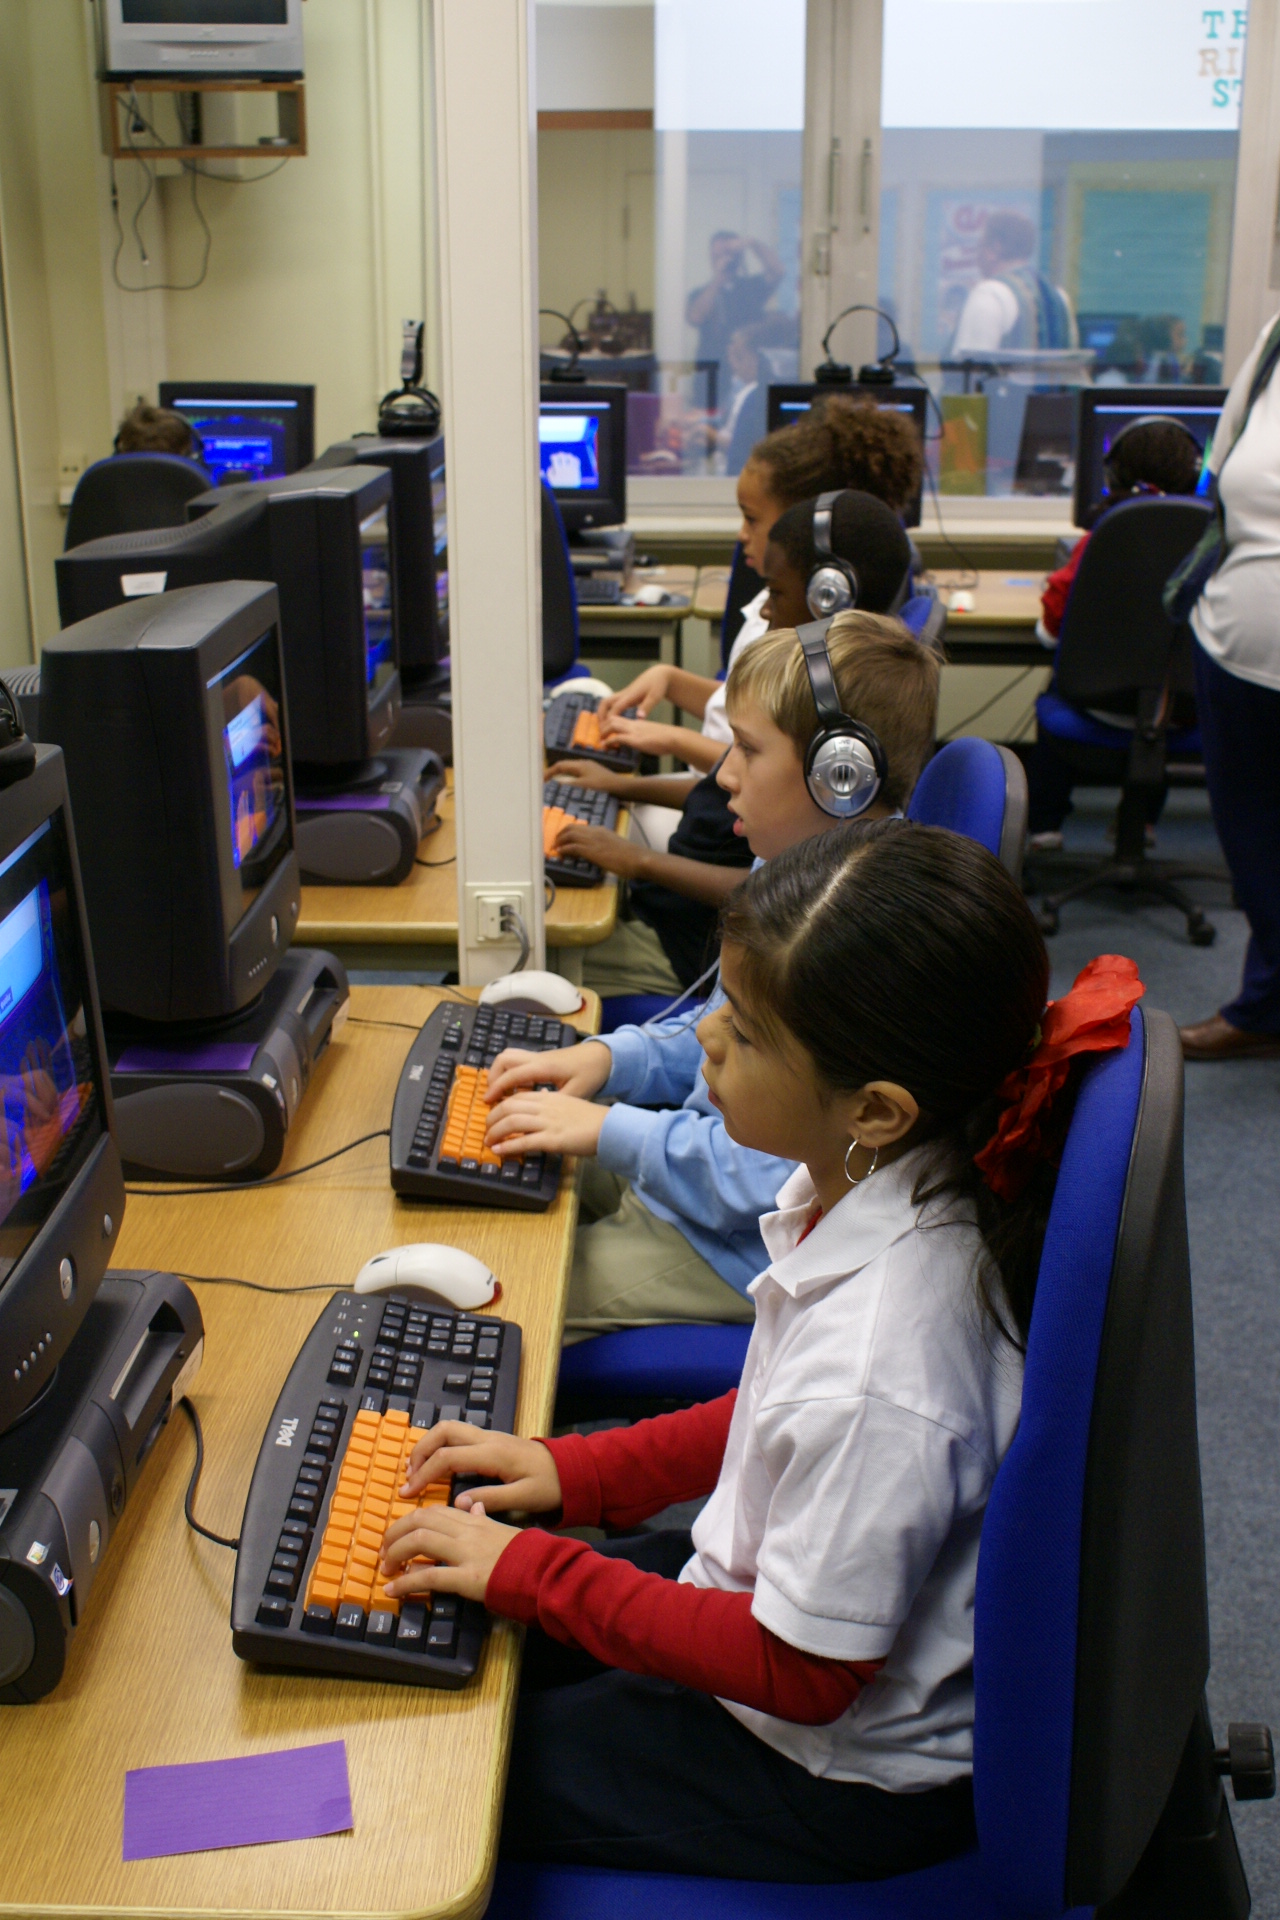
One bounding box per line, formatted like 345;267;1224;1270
692;565;731;624
576;565;697;669
295;778;624;984
0;983;598;1920
927;569;1049;666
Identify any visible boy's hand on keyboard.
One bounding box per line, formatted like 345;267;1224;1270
546;758;627;794
487;1038;611;1102
597;714;684;759
485;1090;607;1158
399;1424;562;1514
598;665;672;722
380;1502;517;1604
552;820;642;878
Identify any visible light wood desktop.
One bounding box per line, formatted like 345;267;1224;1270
576;564;697;669
0;983;599;1920
295;778;625;982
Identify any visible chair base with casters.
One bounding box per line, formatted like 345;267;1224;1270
1030;693;1226;945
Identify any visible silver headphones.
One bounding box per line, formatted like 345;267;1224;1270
799;618;886;818
806;491;861;619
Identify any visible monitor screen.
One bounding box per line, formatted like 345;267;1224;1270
211;627;288;906
1074;386;1225;527
432;458;449;628
170;399;297;485
361;505;396;702
0;815;105;1288
122;2;287;19
539;403;607;494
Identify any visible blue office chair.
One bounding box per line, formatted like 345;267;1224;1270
63;452;211;551
496;1007;1273;1917
542;481;591;690
560;740;1031;1417
907;737;1028;880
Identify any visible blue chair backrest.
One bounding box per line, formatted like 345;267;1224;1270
542;480;581;683
64;452;211;551
900;581;947;651
972;1008;1147;1915
907;737;1028;878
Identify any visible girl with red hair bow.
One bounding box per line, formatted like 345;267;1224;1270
379;821;1143;1887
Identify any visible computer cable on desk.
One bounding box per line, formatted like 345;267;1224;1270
126;1128;390;1198
415;853;456;868
179;1398;240;1551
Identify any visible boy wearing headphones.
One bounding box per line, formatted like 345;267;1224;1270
486;613;940;1337
1028;415;1203;848
549;491;916;993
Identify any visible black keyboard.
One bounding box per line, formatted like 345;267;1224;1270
575;575;623;606
390;999;579;1210
543;689;640;773
544;778;621;887
231;1288;522;1687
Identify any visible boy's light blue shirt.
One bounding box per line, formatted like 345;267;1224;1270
594;992;798;1297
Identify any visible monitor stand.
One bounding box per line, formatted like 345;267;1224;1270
0;1271;204;1701
568;526;635;576
293;747;445;884
104;947;350;1183
392;666;453;766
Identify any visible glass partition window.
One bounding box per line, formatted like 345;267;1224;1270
879;0;1247;499
537;0;806;478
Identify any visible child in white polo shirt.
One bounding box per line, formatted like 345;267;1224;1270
379;822;1143;1882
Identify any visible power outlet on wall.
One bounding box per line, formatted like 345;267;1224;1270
58;452;86;510
465;883;535;946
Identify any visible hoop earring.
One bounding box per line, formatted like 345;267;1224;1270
844;1138;880;1185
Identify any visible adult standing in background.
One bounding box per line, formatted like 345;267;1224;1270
951;210;1076;356
1180;310;1280;1060
686;232;784;405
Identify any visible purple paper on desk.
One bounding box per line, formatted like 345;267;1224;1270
122;1740;353;1861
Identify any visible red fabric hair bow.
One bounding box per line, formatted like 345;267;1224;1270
975;955;1145;1203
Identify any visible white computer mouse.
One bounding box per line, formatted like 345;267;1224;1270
352;1244;500;1311
478;970;584;1018
633;583;669;607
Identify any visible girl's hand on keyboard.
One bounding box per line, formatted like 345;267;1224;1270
553;820;642;878
380;1502;517;1604
546;758;627;794
485;1089;607;1158
597;714;687;760
598;664;673;722
399;1424;562;1514
487;1038;611;1102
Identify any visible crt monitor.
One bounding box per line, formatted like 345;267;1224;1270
538;384;627;532
39;581;301;1026
766;385;929;529
0;742;124;1435
101;1;305;79
314;435;448;676
1073;385;1226;529
158;382;315;485
54;467;399;768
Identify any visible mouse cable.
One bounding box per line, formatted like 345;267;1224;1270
171;1270;342;1296
347;1015;424;1033
416;853;455;868
126;1128;390;1199
179;1398;240;1551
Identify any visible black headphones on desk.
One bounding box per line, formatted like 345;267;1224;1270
798;619;886;818
805;491;861;619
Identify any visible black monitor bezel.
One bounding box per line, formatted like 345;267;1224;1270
159;381;315;473
765;384;929;528
1073;384;1227;530
0;744;124;1434
538;382;628;532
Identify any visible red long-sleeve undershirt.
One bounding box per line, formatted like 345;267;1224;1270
485;1394;881;1726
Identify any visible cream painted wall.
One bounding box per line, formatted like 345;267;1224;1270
0;0;439;666
537;127;655;328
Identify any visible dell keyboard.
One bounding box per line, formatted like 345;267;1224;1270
544;778;621;887
390;998;579;1210
544;689;640;773
575;575;623;606
232;1287;521;1686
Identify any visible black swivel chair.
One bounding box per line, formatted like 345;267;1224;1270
1030;495;1226;945
63;453;212;551
542;480;589;687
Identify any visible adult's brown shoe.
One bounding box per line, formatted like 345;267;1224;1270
1179;1014;1280;1060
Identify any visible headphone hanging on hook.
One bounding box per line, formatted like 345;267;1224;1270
378;320;442;437
806;491;861;619
798;619;886;819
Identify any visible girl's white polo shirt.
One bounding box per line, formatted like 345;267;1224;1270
680;1151;1024;1791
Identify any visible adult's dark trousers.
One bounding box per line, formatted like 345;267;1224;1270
499;1528;976;1882
1193;640;1280;1033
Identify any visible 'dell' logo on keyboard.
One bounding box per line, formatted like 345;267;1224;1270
274;1417;299;1449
